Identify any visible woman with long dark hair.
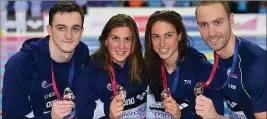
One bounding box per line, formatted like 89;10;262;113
145;10;224;119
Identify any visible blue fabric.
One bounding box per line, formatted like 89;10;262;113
2;36;89;119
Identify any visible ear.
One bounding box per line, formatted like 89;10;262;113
46;25;52;36
229;13;235;28
81;27;84;38
178;33;182;41
105;39;107;46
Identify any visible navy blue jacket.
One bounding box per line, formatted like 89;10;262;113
74;56;148;119
213;37;266;119
2;36;89;119
147;47;224;119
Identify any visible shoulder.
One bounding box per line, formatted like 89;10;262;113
6;48;36;71
239;38;266;61
79;55;107;81
77;41;89;53
184;47;211;67
186;47;208;61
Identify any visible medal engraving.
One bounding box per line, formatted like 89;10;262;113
161;88;171;100
63;87;75;101
194;82;203;96
116;85;127;101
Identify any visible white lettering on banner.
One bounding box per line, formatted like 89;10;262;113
147;93;173;119
229;110;247;119
152;110;173;119
125;97;135;106
120;103;146;119
150;102;164;109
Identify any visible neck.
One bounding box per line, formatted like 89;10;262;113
216;34;236;59
113;59;126;68
164;50;178;74
117;62;125;68
49;39;74;63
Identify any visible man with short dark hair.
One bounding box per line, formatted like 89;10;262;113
2;1;89;119
195;1;266;119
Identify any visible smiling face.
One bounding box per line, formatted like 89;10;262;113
105;26;133;67
151;21;181;63
196;3;234;53
47;12;83;53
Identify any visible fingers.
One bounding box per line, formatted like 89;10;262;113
195;95;218;119
111;95;125;107
51;100;74;119
163;96;181;118
109;96;125;119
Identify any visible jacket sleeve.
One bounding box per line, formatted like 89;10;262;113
74;66;100;119
2;55;52;119
192;51;225;115
246;58;266;113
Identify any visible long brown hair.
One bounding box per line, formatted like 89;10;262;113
92;14;147;83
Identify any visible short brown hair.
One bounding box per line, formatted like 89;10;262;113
195;1;231;18
49;1;84;26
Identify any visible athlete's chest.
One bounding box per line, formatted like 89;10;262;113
220;63;253;119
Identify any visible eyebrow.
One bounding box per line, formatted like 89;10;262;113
198;17;225;24
55;24;82;28
109;35;133;38
151;32;175;36
212;17;225;22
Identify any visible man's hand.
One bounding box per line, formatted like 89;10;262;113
195;95;223;119
51;100;75;119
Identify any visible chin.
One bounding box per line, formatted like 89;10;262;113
158;54;169;60
61;48;75;53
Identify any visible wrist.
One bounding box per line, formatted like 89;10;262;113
174;112;181;119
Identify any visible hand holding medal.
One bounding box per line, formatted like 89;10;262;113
161;62;182;118
109;65;126;119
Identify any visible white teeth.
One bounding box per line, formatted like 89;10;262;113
116;51;125;55
159;49;168;52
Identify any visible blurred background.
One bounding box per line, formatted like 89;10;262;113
0;0;266;118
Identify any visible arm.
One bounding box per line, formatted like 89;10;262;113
73;66;99;119
247;59;267;119
192;50;225;116
2;56;51;119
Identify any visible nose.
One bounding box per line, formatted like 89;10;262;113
208;25;216;37
119;40;125;49
64;29;73;40
160;38;165;47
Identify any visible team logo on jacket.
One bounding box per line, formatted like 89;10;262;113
227;68;238;79
149;99;190;111
41;80;53;89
